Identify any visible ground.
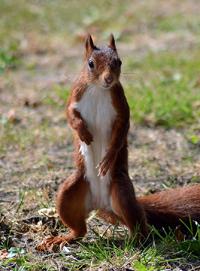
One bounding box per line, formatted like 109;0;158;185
0;0;200;270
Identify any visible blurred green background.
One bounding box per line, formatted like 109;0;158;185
1;0;200;129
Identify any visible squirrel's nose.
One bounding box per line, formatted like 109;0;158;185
104;75;113;85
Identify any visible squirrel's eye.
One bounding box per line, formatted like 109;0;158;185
88;59;95;69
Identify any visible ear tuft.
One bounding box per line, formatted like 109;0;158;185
85;34;95;55
108;33;116;51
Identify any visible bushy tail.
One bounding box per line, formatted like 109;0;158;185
137;184;200;229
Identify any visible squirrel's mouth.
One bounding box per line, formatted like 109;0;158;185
101;82;113;89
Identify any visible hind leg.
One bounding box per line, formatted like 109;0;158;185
37;172;90;251
97;209;121;225
110;174;148;237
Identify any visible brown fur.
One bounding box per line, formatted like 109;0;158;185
37;35;200;251
138;184;200;229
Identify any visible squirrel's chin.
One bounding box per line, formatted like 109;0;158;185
101;83;113;89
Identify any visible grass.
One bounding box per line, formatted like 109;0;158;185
1;1;200;47
0;123;35;153
75;223;200;271
43;85;70;108
0;1;200;270
0;0;127;47
157;14;200;33
0;46;19;74
1;251;53;271
1;222;200;271
125;49;200;128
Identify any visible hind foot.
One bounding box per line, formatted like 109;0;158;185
36;234;75;252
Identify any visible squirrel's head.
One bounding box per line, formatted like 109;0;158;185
84;34;122;89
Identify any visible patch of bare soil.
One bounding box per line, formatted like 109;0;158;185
129;126;200;194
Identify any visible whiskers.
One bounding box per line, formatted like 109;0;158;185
121;71;144;83
59;71;143;85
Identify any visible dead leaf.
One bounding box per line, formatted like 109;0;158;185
38;207;57;218
0;249;8;260
175;226;185;242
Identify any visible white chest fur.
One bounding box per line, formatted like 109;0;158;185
74;85;117;210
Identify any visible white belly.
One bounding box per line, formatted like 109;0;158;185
74;85;116;210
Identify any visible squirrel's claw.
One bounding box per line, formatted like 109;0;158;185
97;155;112;177
36;236;70;252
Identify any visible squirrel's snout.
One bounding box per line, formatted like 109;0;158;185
104;75;113;85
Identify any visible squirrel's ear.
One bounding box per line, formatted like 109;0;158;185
108;34;116;51
85;34;95;57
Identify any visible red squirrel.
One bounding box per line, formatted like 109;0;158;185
38;34;200;251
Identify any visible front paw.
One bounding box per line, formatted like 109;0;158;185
97;151;115;177
79;129;93;145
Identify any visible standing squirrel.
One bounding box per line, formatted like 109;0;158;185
38;34;200;251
